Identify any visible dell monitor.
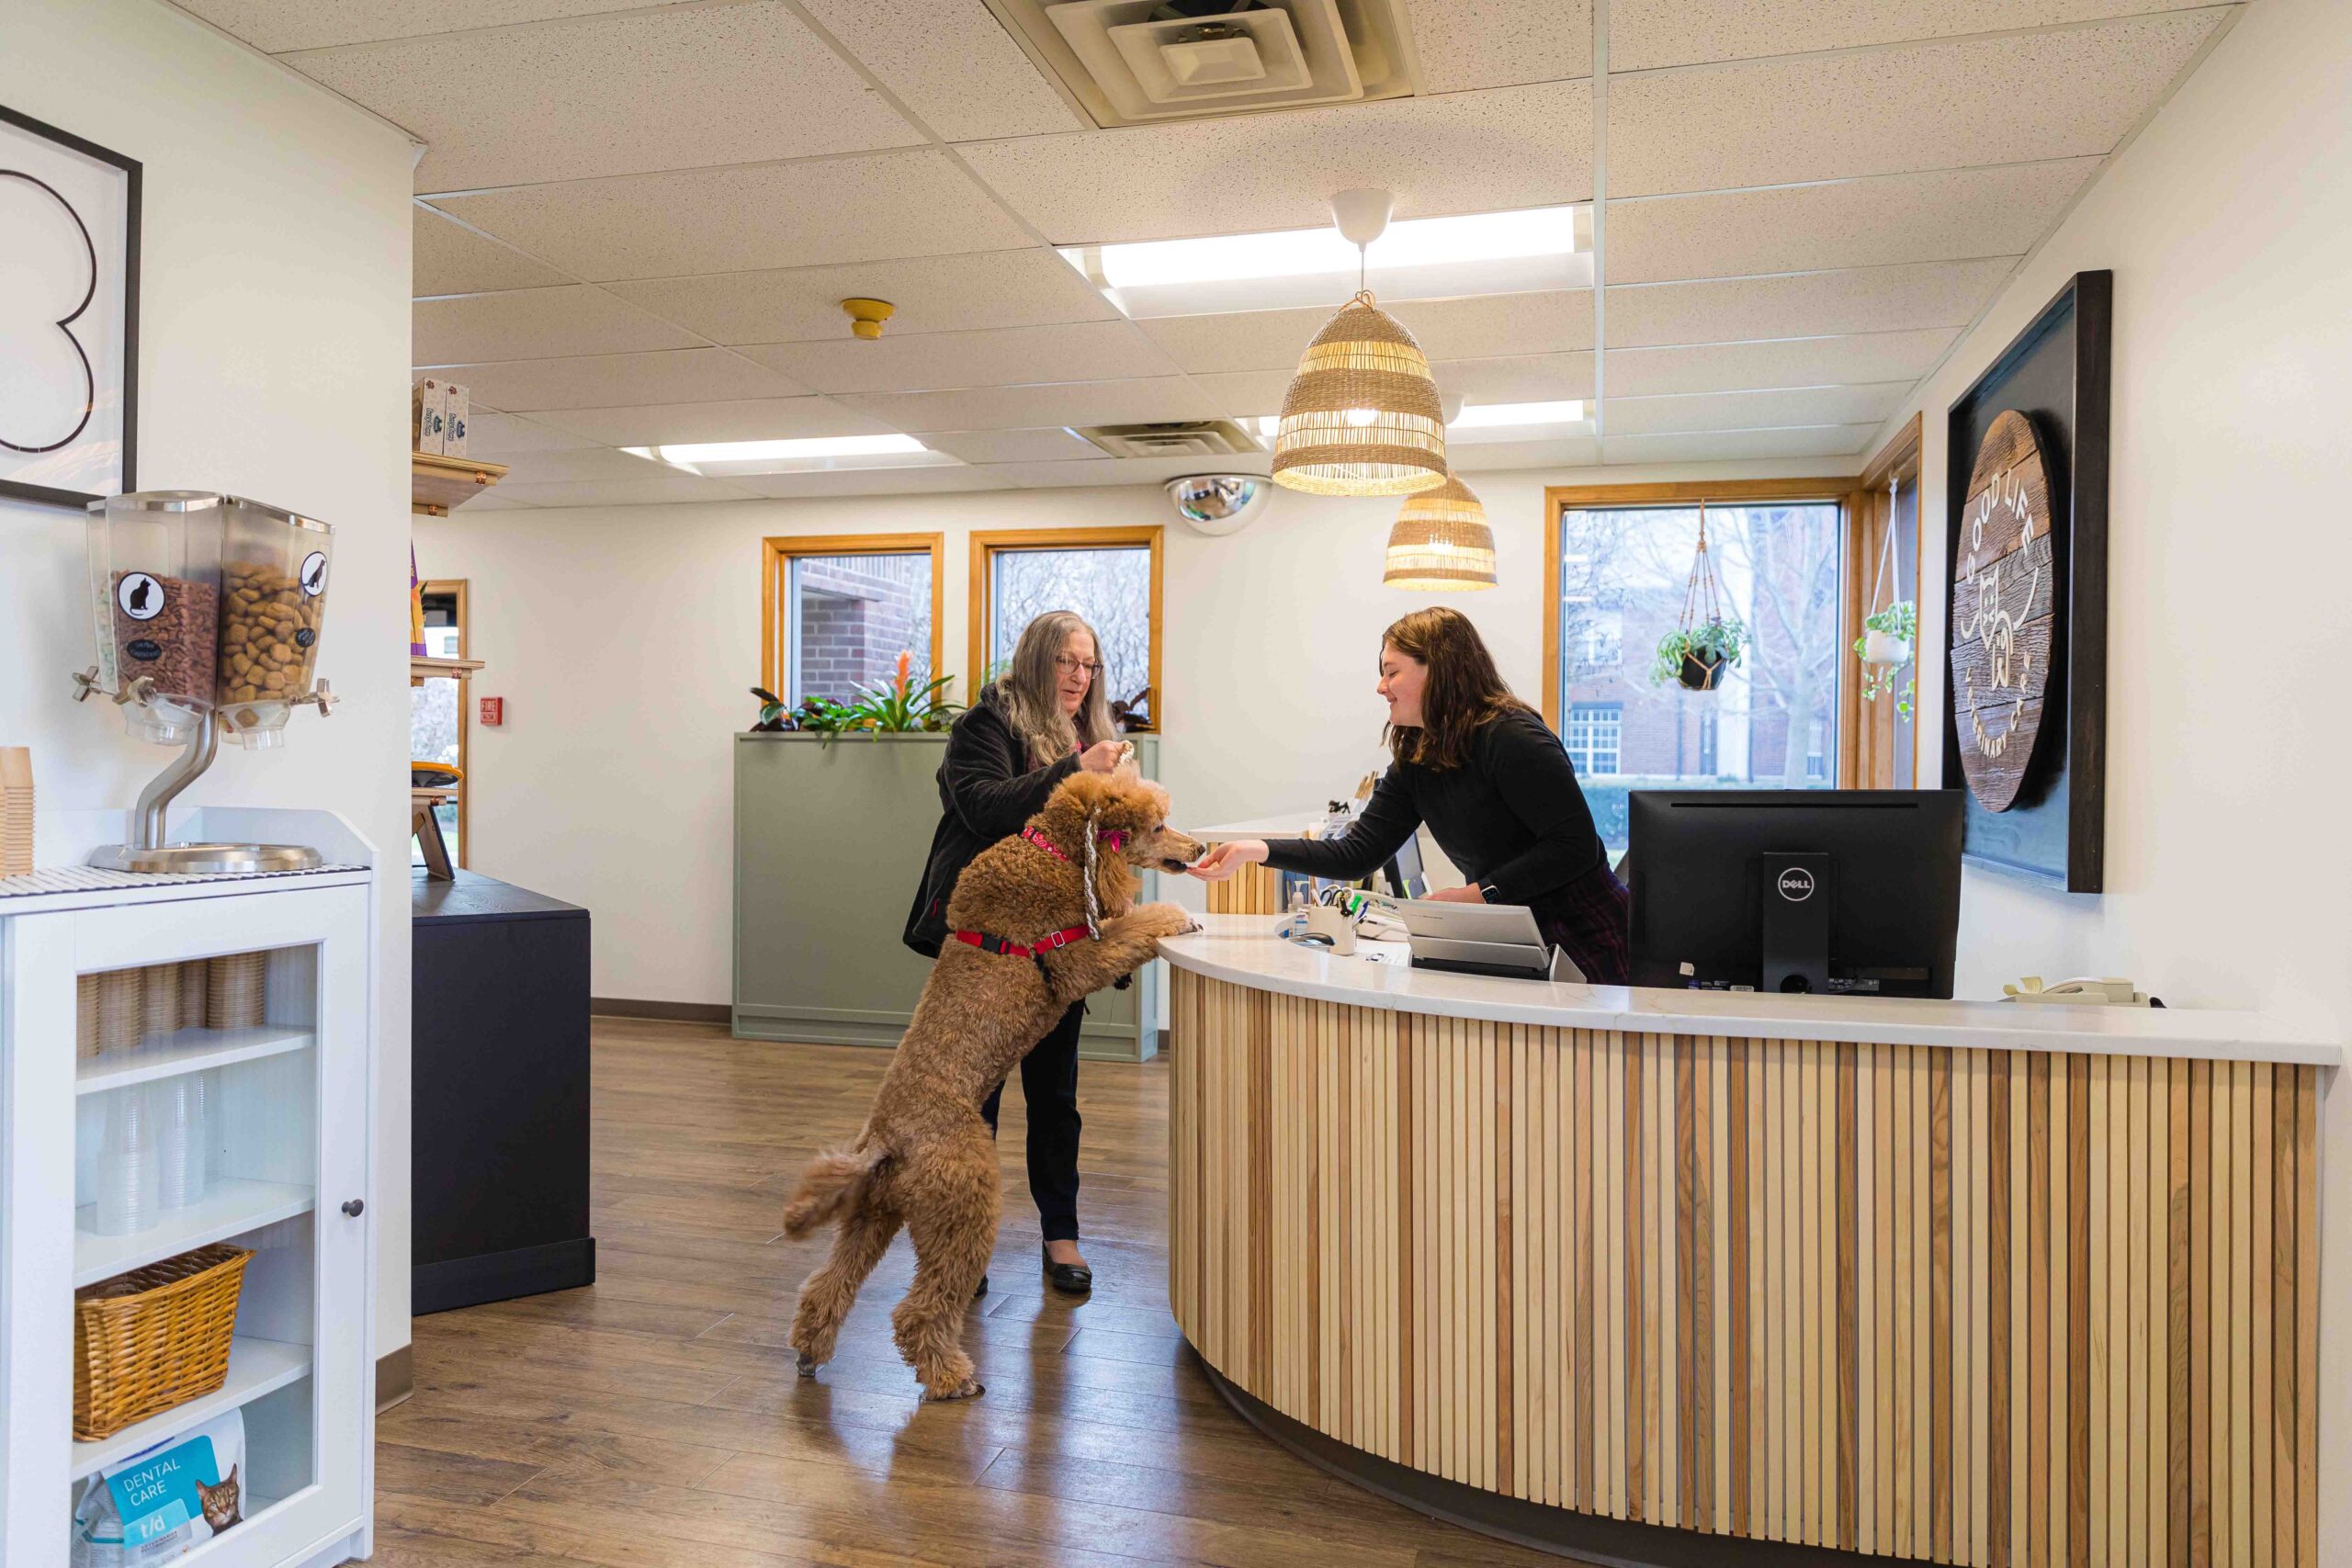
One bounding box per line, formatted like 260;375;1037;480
1627;789;1964;998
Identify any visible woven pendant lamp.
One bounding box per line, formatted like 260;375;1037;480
1269;189;1448;496
1383;473;1497;590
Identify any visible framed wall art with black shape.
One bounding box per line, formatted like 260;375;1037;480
1;105;141;509
1943;269;2111;892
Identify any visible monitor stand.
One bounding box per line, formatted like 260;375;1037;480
1759;852;1831;994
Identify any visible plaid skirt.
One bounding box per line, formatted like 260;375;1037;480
1532;860;1632;985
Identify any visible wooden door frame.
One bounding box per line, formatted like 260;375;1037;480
1540;479;1858;731
422;578;469;869
760;533;946;701
967;525;1164;726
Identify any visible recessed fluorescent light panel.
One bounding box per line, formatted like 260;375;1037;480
1062;204;1592;318
625;434;954;478
1254;400;1589;447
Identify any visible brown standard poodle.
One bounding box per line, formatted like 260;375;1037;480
781;763;1203;1400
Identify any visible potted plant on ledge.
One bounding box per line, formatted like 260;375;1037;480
1652;616;1747;692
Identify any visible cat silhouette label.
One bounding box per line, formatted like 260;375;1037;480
117;570;164;620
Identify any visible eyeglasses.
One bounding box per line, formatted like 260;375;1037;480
1054;656;1104;678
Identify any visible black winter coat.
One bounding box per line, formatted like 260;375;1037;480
901;686;1080;958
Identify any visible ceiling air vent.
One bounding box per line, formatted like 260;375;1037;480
986;0;1413;128
1079;420;1264;458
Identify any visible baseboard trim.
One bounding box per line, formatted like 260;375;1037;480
413;1236;597;1316
375;1343;413;1413
593;997;729;1024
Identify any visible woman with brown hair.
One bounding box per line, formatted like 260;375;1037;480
1192;605;1629;983
904;609;1130;1293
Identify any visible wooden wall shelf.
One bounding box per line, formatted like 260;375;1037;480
411;452;507;516
410;655;485;687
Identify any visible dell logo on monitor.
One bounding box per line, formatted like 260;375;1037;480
1777;867;1817;902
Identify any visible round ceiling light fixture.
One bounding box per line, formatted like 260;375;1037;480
1383;472;1497;591
1269;190;1449;497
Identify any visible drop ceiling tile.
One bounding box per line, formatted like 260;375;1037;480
1446;435;1602;471
428;349;808;412
836;378;1223;434
1607;161;2100;285
961;80;1592;244
413;286;699;365
489;446;677;484
1439;351;1597;403
521;397;889;447
796;0;1082;141
492;475;761;508
434;152;1031;282
729;466;1017;499
1611;0;2226;73
1601;426;1881;465
924;427;1104;464
1604;330;1956;398
745;321;1178;395
1604;383;1907;436
1606;259;2016;347
983;455;1271;490
291;5;922;191
170;0;648;53
1607;14;2222;197
1407;0;1592;92
606;249;1117;345
463;411;600;457
1141;290;1594;374
1190;371;1294;420
413;206;570;296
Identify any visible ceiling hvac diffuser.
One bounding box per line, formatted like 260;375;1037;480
1001;0;1411;127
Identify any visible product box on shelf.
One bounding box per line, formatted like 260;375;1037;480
441;382;469;458
411;378;446;456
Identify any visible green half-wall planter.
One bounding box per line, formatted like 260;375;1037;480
732;732;1162;1062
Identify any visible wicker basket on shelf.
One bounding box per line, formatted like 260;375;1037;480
206;952;266;1030
73;1244;254;1441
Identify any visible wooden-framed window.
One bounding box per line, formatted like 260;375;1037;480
761;533;944;707
968;526;1163;729
1542;479;1855;857
411;579;469;869
1842;413;1925;789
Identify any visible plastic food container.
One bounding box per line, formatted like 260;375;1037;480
85;491;227;743
212;498;333;750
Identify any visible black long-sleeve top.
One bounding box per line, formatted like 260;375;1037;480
1263;706;1606;908
901;685;1080;956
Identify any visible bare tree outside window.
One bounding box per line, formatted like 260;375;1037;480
1556;502;1843;853
989;547;1153;712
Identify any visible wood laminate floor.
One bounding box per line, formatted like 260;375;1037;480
376;1018;1553;1568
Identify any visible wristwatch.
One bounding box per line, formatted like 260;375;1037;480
1476;880;1500;904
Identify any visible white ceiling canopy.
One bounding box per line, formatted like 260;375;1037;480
172;0;2245;502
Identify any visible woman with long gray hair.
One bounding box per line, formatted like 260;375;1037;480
903;609;1129;1293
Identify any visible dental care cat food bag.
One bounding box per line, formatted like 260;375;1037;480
71;1409;244;1565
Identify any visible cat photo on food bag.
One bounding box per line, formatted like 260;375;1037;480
72;1409;243;1565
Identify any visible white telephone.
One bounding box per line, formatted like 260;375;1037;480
2001;976;2153;1007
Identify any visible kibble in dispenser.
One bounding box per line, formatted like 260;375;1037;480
213;500;333;750
84;492;225;745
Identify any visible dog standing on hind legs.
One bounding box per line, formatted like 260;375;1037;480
780;764;1202;1401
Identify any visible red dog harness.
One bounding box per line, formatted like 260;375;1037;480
948;925;1091;962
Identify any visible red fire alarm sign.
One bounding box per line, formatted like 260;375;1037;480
479;696;503;727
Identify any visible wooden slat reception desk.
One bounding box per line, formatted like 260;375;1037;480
1159;917;2339;1568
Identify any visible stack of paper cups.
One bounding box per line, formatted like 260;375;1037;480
94;1086;157;1236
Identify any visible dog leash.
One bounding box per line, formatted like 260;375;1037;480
1022;822;1128;942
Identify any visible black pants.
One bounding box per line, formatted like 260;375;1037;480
979;999;1084;1243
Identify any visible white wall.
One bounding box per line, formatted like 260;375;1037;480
1863;0;2351;1551
0;1;419;1360
415;456;1846;1007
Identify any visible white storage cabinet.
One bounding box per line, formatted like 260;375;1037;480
0;808;377;1568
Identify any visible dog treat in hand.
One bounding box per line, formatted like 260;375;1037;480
216;562;323;705
111;572;219;703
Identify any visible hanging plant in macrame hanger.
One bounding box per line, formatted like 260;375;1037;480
1852;469;1918;716
1649;501;1747;692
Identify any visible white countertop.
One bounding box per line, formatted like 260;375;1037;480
1157;916;2341;1066
1188;813;1321;842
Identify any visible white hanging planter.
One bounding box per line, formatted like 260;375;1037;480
1861;629;1913;666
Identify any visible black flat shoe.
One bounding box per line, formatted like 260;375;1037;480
1042;1243;1091;1294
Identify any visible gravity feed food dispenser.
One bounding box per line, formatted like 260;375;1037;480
74;490;338;872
